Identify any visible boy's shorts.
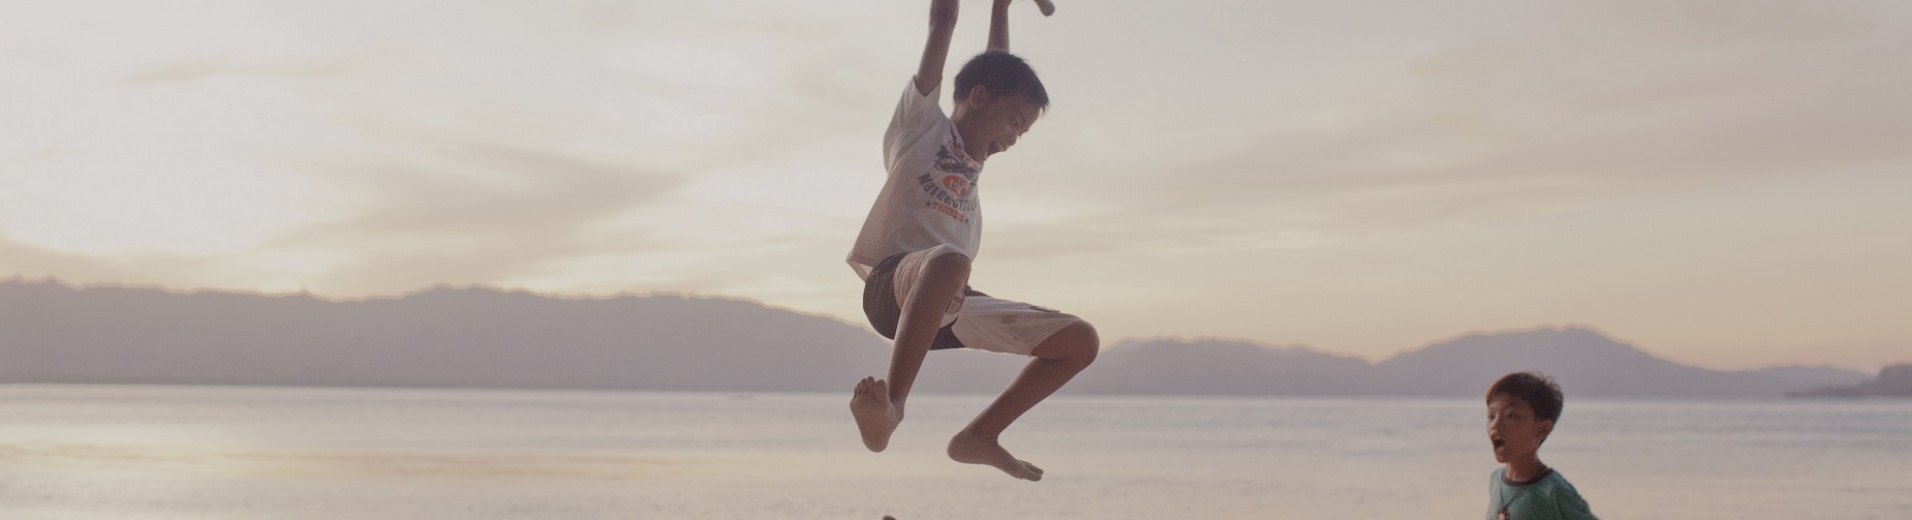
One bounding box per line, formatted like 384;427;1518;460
862;245;1082;356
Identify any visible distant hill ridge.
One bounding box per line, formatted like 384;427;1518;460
1793;365;1912;397
0;280;1868;398
1073;328;1866;398
0;280;885;391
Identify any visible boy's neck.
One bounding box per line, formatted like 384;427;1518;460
1504;455;1549;483
946;125;984;166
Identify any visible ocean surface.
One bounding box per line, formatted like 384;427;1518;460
2;385;1908;520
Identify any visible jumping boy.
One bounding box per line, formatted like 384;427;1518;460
845;0;1097;482
1485;372;1599;520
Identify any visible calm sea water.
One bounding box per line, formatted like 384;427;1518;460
1;385;1908;520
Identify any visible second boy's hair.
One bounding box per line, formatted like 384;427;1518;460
1487;372;1564;422
954;50;1049;111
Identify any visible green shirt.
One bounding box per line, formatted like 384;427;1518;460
1486;467;1598;520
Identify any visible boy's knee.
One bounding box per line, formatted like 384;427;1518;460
1041;321;1099;364
923;248;972;276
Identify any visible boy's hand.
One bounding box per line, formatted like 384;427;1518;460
987;0;1052;51
998;0;1055;17
1032;0;1056;17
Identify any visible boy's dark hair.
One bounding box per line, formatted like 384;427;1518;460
1487;372;1564;423
954;50;1049;111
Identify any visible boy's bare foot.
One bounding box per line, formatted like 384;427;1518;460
1032;0;1056;17
850;377;901;452
947;429;1044;481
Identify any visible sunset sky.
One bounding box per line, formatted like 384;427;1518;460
4;0;1908;371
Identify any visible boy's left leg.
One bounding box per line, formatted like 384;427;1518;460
933;294;1099;481
947;320;1098;481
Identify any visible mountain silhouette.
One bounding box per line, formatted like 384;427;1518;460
1056;328;1866;398
1065;338;1374;395
0;280;1868;397
1367;327;1867;398
0;280;884;391
1792;364;1912;397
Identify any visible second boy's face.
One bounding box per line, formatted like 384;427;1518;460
956;88;1040;163
1487;394;1553;464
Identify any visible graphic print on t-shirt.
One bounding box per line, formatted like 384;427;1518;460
922;135;980;224
933;144;979;178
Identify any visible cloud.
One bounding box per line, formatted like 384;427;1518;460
0;236;222;289
0;238;116;279
980;0;1912;261
264;115;684;294
4;0;912;298
120;56;368;84
1547;0;1884;45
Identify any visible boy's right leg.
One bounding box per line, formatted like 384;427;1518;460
852;249;971;452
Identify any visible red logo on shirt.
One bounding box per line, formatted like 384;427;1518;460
941;175;972;197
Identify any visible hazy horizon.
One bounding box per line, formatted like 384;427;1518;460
2;276;1899;376
4;1;1909;372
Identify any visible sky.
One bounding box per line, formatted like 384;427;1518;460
3;0;1909;372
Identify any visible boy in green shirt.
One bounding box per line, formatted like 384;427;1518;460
1485;372;1599;520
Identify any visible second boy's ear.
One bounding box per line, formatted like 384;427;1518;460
1538;419;1555;440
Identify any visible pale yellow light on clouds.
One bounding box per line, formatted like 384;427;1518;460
2;2;350;257
2;0;1908;371
971;0;1912;371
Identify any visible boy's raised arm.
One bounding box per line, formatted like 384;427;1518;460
915;0;960;96
987;0;1011;52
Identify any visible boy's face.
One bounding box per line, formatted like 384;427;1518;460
953;86;1040;163
1486;393;1553;464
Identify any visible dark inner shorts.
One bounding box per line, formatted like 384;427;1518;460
862;251;985;350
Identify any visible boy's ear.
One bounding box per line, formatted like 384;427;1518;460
963;84;993;108
1538;419;1555;439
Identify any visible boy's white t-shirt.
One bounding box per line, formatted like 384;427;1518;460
847;79;985;279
